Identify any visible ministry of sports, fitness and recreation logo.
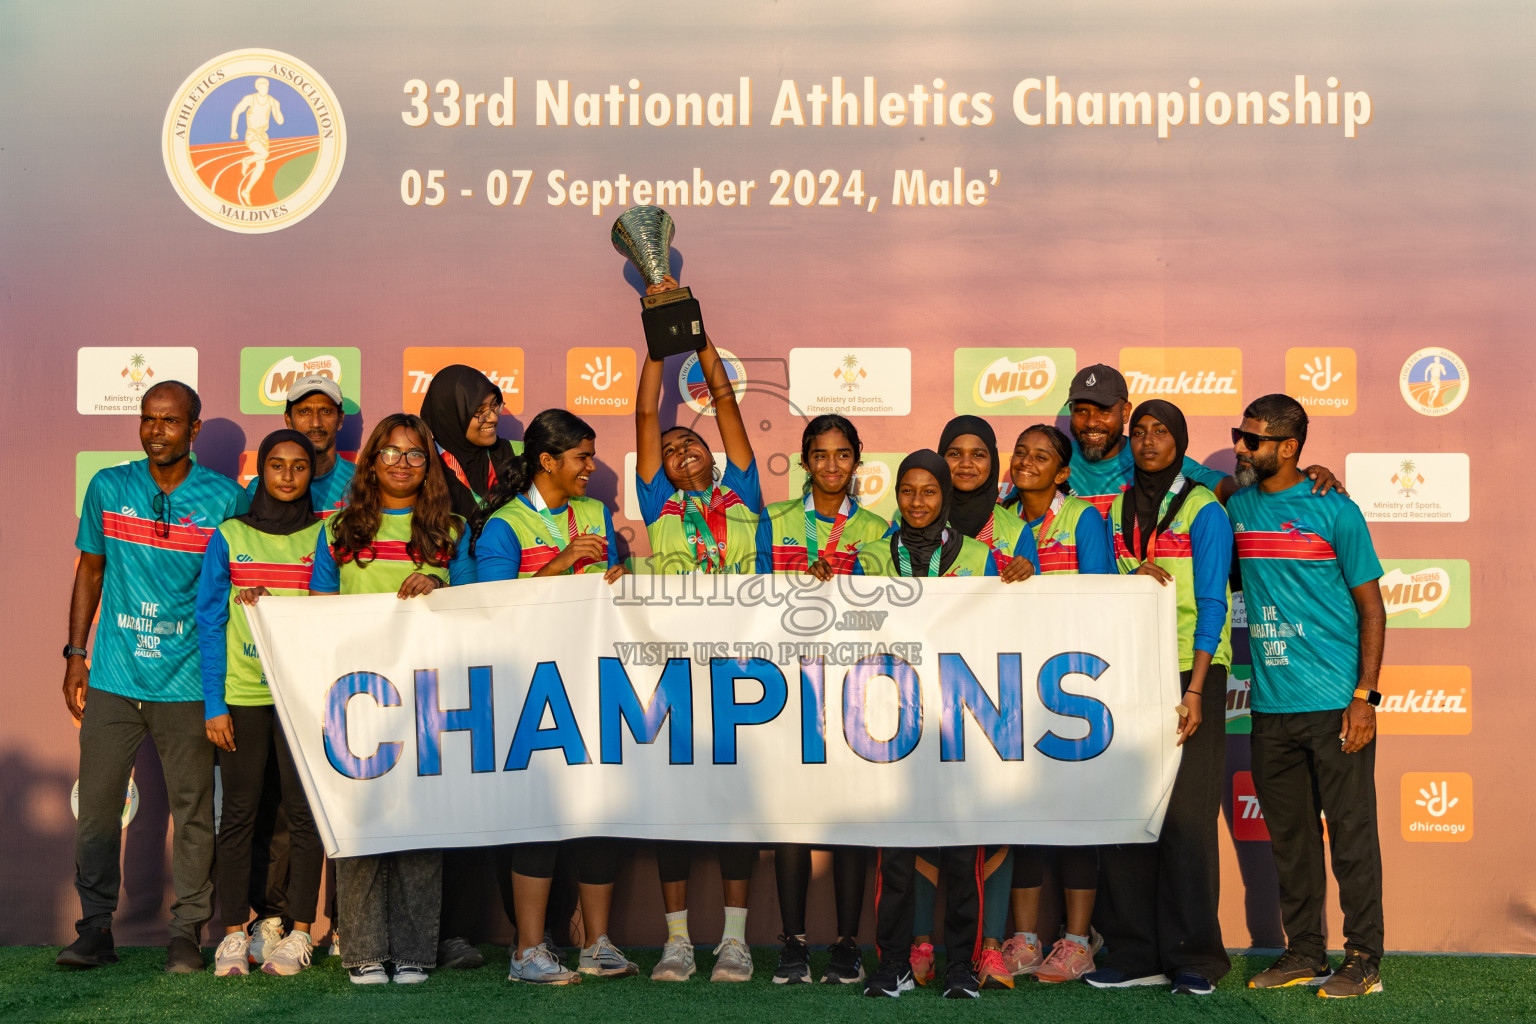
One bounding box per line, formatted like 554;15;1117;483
679;347;748;417
1342;453;1469;523
162;50;346;233
1399;347;1467;416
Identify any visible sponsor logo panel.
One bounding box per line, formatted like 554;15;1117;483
1231;771;1270;842
76;348;199;415
1377;666;1471;735
952;348;1074;415
790;348;911;416
1401;772;1473;842
1285;347;1356;416
566;348;636;416
1399;347;1468;416
1345;453;1469;523
1117;347;1243;415
401;347;524;415
678;348;747;417
786;452;903;521
1225;665;1252;734
1379;559;1470;628
240;347;361;415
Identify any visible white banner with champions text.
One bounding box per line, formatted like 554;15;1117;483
248;573;1184;858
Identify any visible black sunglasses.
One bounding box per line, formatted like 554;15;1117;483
151;491;170;539
1231;427;1291;451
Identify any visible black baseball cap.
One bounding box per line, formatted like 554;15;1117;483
1068;364;1128;406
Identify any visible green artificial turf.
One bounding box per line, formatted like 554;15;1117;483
2;946;1533;1024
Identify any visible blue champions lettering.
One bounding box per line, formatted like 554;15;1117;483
505;661;592;771
598;657;694;765
415;666;496;776
323;672;404;780
800;658;826;764
842;654;922;763
1034;652;1114;762
710;658;787;765
938;653;1023;762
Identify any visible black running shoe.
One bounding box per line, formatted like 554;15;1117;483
56;928;118;968
822;937;865;984
943;961;981;999
773;934;811;985
438;936;485;970
863;958;915;998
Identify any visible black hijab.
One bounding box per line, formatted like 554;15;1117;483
890;450;964;577
236;430;317;536
1122;399;1192;561
938;415;999;539
419;365;518;518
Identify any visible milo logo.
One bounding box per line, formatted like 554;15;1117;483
1378;559;1470;629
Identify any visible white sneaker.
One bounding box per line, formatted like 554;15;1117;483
213;932;250;977
579;934;639;977
261;932;313;976
508;944;581;985
651;937;696;981
711;938;754;982
247;916;284;964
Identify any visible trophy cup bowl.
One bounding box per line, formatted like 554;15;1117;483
612;206;706;359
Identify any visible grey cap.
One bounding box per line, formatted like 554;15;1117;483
1068;364;1128;406
286;373;343;407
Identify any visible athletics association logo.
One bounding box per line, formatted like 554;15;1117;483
679;347;748;417
162;50;346;233
1399;347;1467;416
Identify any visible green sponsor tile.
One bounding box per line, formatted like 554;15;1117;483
1225;664;1253;734
953;347;1075;416
240;346;362;415
1379;558;1470;629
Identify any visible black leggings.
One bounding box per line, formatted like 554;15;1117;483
1012;845;1099;890
656;841;756;884
774;844;866;937
507;839;620;885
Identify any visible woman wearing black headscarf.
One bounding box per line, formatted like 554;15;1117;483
1089;399;1235;997
420;364;520;518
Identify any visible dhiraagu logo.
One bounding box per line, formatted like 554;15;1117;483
1379;559;1470;628
240;347;361;414
953;348;1074;415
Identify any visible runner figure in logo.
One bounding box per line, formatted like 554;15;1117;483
230;77;284;206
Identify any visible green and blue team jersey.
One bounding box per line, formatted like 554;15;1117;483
1227;480;1383;713
477;492;617;580
1000;492;1114;575
309;508;475;594
76;459;248;702
755;494;889;574
854;531;998;577
635;457;762;574
1068;437;1227;516
245;456;355;519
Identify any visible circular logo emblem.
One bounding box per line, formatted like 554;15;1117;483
71;778;140;829
678;348;747;417
162;50;346;233
1399;347;1467;416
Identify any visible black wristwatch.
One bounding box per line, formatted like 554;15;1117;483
63;644;89;660
1352;687;1382;707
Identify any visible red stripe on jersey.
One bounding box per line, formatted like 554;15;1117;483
229;562;315;590
335;539;444;566
657;488;748;520
1038;544;1078;574
519;545;559;574
1113;531;1194;560
102;511;212;554
769;545;859;574
1080;492;1119;515
1235;531;1337;561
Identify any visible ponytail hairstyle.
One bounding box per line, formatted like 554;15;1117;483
1002;423;1074;507
468;408;597;548
798;414;863;496
330;413;462;569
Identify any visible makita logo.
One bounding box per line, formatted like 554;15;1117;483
1125;370;1238;395
1380;689;1465;714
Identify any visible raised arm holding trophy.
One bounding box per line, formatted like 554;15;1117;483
612;206;708;360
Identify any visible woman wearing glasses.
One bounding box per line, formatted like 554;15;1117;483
308;413;475;985
420;364;519;519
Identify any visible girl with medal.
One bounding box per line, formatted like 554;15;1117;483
1089;400;1234;996
996;424;1111;984
199;429;326;979
420;364;519;519
308;413;475;985
468;408;635;984
754;414;886;985
858;451;992;1002
633;274;763;983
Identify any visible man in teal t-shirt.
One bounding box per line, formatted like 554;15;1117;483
1226;394;1386;1000
244;373;354;517
60;382;247;973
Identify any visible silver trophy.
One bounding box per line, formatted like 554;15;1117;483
612;206;706;359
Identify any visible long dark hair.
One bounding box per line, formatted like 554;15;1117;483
468;408;596;546
799;414;863;496
330;413;461;569
1003;424;1073;507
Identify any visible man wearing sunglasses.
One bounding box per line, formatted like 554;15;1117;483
1225;394;1386;999
61;380;248;973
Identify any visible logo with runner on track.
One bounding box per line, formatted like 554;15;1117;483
1399;347;1467;416
679;348;748;417
163;50;346;233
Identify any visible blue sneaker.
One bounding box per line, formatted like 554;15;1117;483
1084;967;1171;988
1171;971;1215;995
509;944;581;985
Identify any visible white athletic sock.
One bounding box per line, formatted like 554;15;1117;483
665;910;690;944
721;906;748;945
1065;931;1090;947
1015;931;1039;946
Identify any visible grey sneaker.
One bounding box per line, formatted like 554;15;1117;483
578;934;639;977
247;916;284;964
509;944;581;985
438;936;485;970
261;932;314;976
710;937;754;982
213;932;251;977
651;937;696;981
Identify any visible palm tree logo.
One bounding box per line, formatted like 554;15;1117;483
1391;458;1423;497
835;353;866;392
121;353;154;391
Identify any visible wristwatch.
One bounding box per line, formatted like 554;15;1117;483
1352;687;1382;707
63;644;89;660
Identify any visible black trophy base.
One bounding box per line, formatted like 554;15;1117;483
640;287;706;360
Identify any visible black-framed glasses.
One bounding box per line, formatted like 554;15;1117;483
470;400;503;423
1231;427;1291;451
150;491;170;538
378;446;428;467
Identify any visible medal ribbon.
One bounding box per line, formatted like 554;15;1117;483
1129;475;1185;565
681;488;729;573
440;450;496;497
526;488;596;574
896;531;946;578
803;494;850;572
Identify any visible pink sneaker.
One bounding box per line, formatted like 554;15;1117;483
975;946;1014;989
1035;938;1094;984
910;942;936;986
1002;933;1043;976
